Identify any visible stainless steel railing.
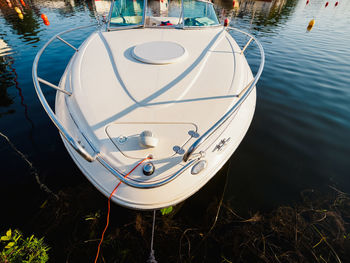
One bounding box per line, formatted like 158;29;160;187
32;25;98;163
32;25;199;189
33;25;264;188
182;26;265;162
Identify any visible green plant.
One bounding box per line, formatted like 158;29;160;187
160;206;173;215
0;229;49;263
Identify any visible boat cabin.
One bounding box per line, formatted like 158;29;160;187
107;0;220;29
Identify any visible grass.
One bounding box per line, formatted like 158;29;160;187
24;181;350;263
0;229;49;263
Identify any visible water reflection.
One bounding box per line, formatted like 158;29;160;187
9;56;35;127
33;0;93;16
0;0;41;44
0;38;15;113
0;55;15;110
217;0;297;33
0;38;12;56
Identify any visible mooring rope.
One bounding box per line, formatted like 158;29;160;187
147;210;158;263
94;157;151;263
0;131;59;200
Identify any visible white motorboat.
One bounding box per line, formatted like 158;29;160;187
33;0;264;210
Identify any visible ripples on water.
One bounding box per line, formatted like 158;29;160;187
0;0;349;220
222;0;350;211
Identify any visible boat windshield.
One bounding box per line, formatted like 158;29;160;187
183;0;219;27
110;0;144;27
145;0;182;27
109;0;220;28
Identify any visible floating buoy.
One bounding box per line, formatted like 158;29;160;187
5;0;12;7
224;18;229;27
232;0;239;9
18;13;23;19
335;1;338;6
14;7;22;14
41;14;50;26
325;1;328;7
307;19;315;31
20;0;26;6
306;0;309;4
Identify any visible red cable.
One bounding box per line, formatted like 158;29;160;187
94;157;150;263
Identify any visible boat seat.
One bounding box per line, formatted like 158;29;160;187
110;16;142;25
148;16;179;27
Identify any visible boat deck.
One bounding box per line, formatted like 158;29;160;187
62;27;252;178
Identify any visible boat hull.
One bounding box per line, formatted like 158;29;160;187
55;70;256;210
50;25;260;210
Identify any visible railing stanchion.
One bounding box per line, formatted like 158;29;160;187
56;36;78;51
38;77;72;96
241;36;254;54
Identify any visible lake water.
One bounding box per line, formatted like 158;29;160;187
1;0;350;261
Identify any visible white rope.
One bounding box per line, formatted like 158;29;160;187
147;210;158;263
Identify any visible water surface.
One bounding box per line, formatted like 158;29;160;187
1;0;350;259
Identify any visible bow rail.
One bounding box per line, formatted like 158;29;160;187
183;26;265;162
33;25;264;188
32;24;198;188
32;25;98;163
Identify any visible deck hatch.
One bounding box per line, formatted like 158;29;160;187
106;122;197;159
132;41;187;64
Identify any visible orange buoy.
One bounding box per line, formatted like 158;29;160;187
224;18;229;27
41;13;50;26
335;1;338;6
18;13;24;19
307;19;315;31
325;1;328;7
232;0;239;9
20;0;26;6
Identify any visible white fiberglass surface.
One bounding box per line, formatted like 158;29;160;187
65;27;254;179
69;28;251;139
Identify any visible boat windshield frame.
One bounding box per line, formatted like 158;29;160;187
106;0;221;31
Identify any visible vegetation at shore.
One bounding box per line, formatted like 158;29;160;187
0;229;49;263
21;181;349;263
2;182;350;262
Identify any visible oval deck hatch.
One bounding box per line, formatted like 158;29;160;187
132;41;187;64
